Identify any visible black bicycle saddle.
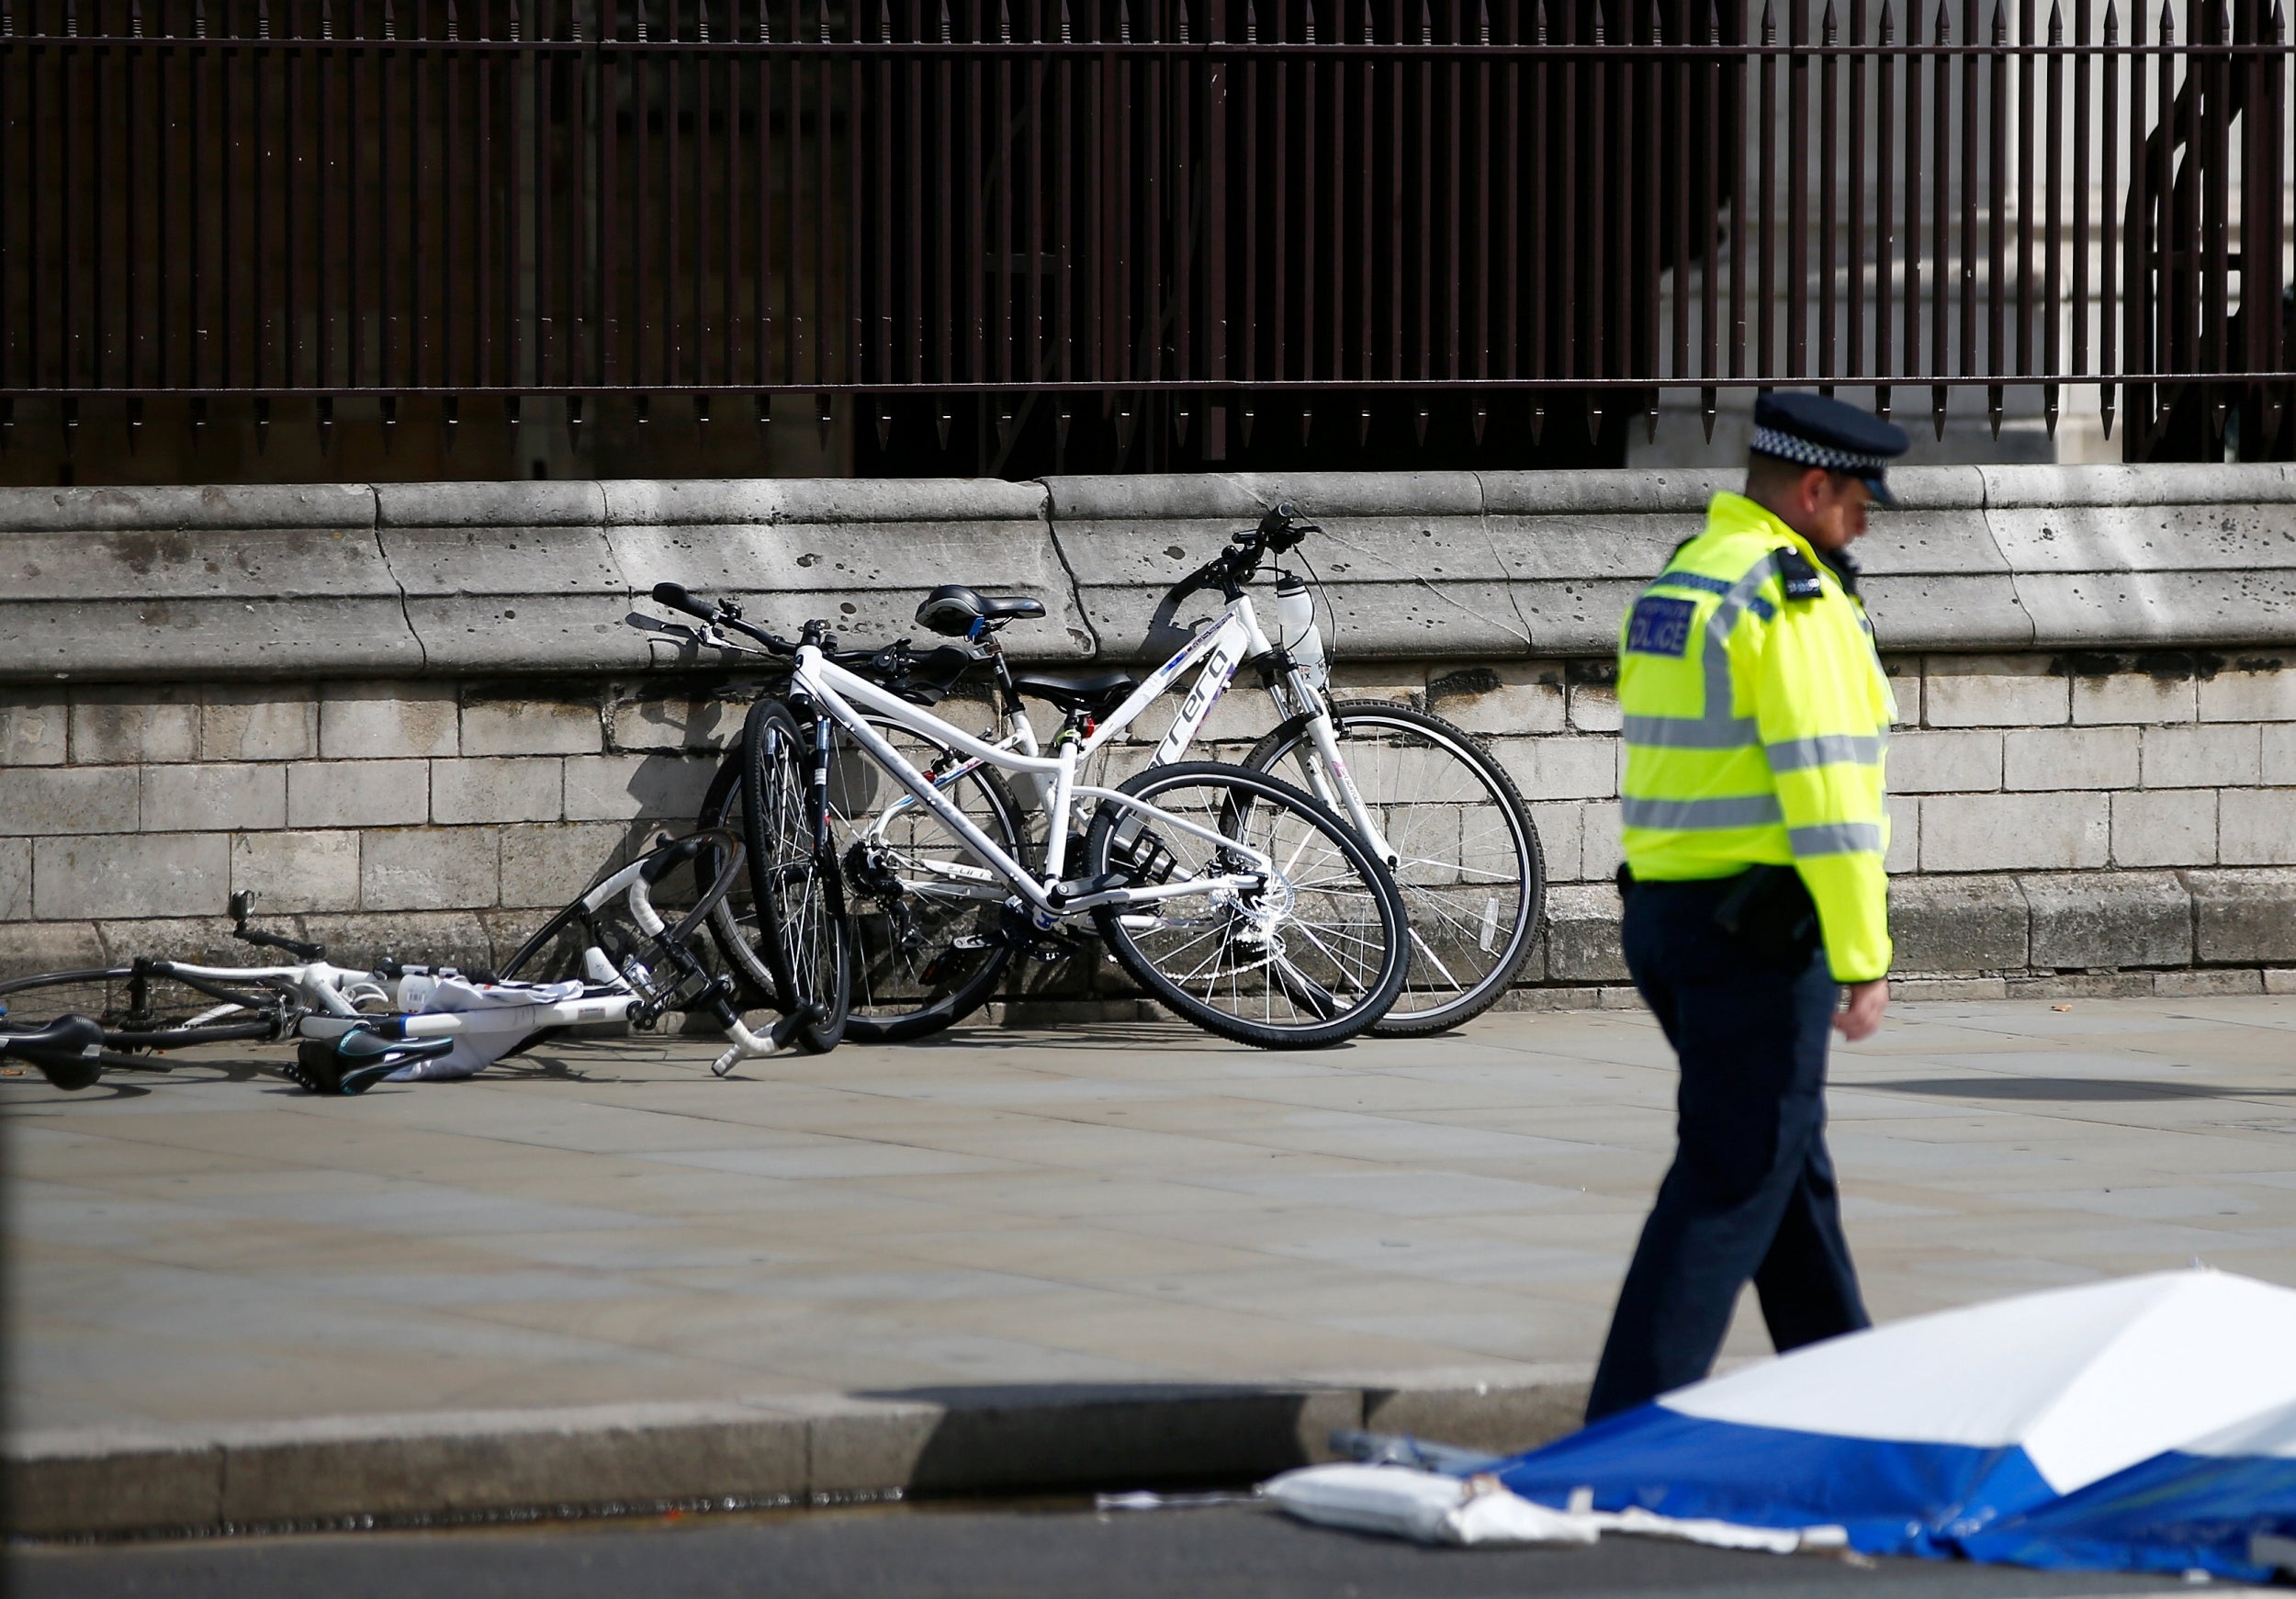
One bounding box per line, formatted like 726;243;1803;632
1010;671;1141;715
0;1014;107;1091
916;584;1047;637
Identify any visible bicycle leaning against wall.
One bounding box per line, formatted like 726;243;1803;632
776;504;1544;1042
644;582;1414;1052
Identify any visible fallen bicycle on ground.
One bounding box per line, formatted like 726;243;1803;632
0;830;793;1094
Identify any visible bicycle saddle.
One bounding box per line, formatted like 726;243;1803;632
1010;671;1140;715
0;1014;106;1091
916;584;1047;637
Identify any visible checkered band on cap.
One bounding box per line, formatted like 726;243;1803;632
1750;425;1891;474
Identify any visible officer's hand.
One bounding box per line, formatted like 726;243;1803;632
1834;978;1889;1042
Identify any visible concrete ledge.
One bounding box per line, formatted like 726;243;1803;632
3;1375;1588;1539
7;464;2296;681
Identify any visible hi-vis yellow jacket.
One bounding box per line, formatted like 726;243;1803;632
1616;491;1896;984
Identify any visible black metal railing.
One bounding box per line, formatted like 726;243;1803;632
0;0;2290;472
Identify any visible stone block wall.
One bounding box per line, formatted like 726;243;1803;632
4;467;2294;1003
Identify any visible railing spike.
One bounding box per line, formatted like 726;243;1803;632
1991;0;2005;40
999;0;1011;39
1116;0;1128;40
2157;0;2170;40
1176;0;1187;41
1244;0;1255;39
819;0;830;42
1421;0;1431;43
1821;0;1834;40
2047;0;2060;39
194;0;206;37
2272;0;2285;41
1478;0;1490;42
1878;0;1892;41
1759;0;1773;43
1648;0;1660;41
1302;0;1313;41
380;0;394;38
2102;0;2115;39
1535;0;1548;44
130;0;143;33
940;0;952;42
444;0;456;39
1593;0;1606;43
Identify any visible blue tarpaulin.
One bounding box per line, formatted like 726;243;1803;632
1490;1271;2296;1568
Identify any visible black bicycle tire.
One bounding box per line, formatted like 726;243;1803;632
0;966;286;1060
1084;760;1410;1050
498;898;592;984
697;749;782;1007
741;697;851;1053
1244;700;1545;1036
836;726;1030;1043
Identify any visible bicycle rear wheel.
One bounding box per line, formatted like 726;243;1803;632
0;966;283;1061
1084;761;1409;1050
742;697;851;1053
1244;700;1544;1036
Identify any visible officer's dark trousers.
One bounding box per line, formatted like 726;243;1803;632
1583;876;1871;1424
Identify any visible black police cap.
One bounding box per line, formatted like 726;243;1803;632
1750;390;1911;504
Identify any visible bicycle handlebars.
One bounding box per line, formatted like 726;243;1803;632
631;585;975;704
1162;502;1321;607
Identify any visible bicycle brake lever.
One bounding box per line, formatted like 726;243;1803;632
626;611;705;646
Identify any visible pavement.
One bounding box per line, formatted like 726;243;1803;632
6;1500;2222;1599
7;995;2296;1537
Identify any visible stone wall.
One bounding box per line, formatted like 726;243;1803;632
4;467;2293;1002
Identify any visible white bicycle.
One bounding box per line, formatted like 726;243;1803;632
692;505;1543;1042
0;831;792;1093
647;584;1413;1051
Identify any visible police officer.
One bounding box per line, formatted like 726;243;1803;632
1584;390;1908;1424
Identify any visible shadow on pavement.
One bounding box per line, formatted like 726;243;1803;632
1870;1076;2296;1102
853;1382;1339;1494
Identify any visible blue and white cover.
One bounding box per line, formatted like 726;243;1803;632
1493;1271;2296;1558
1958;1396;2296;1582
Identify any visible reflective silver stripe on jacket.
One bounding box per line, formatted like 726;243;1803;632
1787;821;1885;855
1763;733;1887;771
1620;794;1786;830
1623;714;1761;749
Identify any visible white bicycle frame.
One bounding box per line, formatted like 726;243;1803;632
860;592;1400;872
795;644;1295;932
142;851;778;1075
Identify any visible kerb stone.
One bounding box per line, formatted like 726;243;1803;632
1887;875;2029;973
2023;872;2191;969
2184;869;2296;964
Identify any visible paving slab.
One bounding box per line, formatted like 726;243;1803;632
6;997;2296;1534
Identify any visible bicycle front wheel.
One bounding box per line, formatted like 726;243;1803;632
741;697;851;1053
827;718;1029;1042
1084;761;1409;1050
1244;700;1544;1036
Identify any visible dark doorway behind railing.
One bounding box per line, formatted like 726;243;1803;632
0;0;2290;482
